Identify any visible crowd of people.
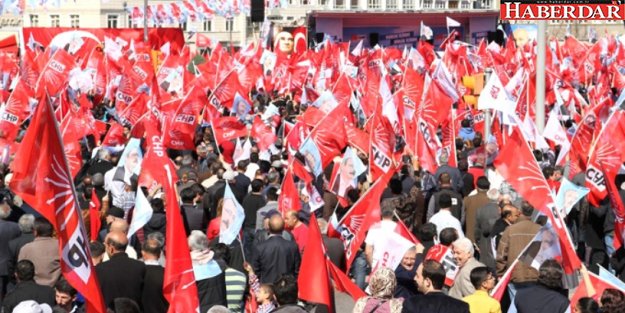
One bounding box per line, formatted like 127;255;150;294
0;22;623;313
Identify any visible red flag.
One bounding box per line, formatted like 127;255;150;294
101;122;128;147
89;189;101;242
162;161;200;312
9;98;106;313
395;219;419;244
278;169;301;214
36;48;75;95
338;168;395;271
162;88;203;150
369;113;396;181
415;117;440;174
603;163;625;250
425;244;459;287
570;271;624;310
491;259;518;301
212;116;248;146
309;104;350;168
298;215;334;312
326;258;366;301
251;116;277;151
568;111;599;178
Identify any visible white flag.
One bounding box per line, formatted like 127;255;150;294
351;40;363;56
233;138;252;165
420;21;433;40
371;230;415;272
478;73;517;116
379;75;400;132
127;188;153;239
219;184;246;245
446;17;461;29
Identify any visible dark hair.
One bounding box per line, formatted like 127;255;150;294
180;187;196;203
346;188;360;203
537;259;563;289
576;297;599;313
250;152;259;163
113;298;141;313
457;159;469;172
150;198;165;213
542;166;554;179
439;173;451;185
521;201;534;217
55;278;77;297
34;217;54;237
90;241;105;258
455;138;465;151
273;274;299;305
533;150;544;161
381;208;395;219
212;243;231;264
390;178;403;195
106;236;127;252
266;187;279;201
439;227;459;246
16;259;35;281
438;194;452;209
251;179;264;193
418;223;437;242
472;137;482;148
422;259;446;290
141;237;163;257
461;119;471;128
601;289;625;313
469;266;491;289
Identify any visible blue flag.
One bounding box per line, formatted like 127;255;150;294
219;184;245;245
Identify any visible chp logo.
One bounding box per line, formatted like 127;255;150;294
501;0;625;20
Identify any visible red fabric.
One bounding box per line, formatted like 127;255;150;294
207;217;221;242
220;140;235;165
278;170;301;214
89;190;101;242
291;223;309;255
38;48;75;96
570;272;624;312
368;113;396;181
211;116;248;147
298;215;334;312
467;167;485;186
9;98;107;313
326;259;366;301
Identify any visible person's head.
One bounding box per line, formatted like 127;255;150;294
180;187;196;204
112;298;140;313
438;153;449;166
340;156;356;182
537;259;563;290
452;238;474;267
268;215;285;234
275;31;294;54
469;266;496;292
18;214;35;233
150;198;165;213
273;274;298;306
601;289;625;313
476;176;490;192
401;246;418;271
438;172;451;187
439;227;459;246
521;201;535;217
90;241;105;265
104;231;128;257
461;119;471;128
381;208;395;220
211;243;231;264
105;206;125;224
141;235;163;261
543;166;555;180
513;28;530;49
438;193;452;210
15;259;35;282
187;230;209;252
0;195;10;220
418;223;437;243
34;217;54;238
575;297;599;313
256;283;275;304
284;210;300;229
415;259;446;293
109;219;129;235
368;267;397;299
502;204;521;224
251;179;264;193
266;187;279;201
390;177;403;195
553;166;563;181
55;279;77;308
487;188;501;202
207;305;232;313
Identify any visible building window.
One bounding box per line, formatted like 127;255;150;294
351;0;358;9
387;0;397;8
70;15;79;28
461;0;472;8
226;19;234;31
107;15;118;28
403;0;414;9
368;0;380;8
435;0;445;8
335;0;344;8
128;15;132;28
203;20;211;31
422;0;432;8
30;14;38;27
50;15;59;27
448;0;458;8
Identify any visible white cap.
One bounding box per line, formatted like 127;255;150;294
12;301;52;313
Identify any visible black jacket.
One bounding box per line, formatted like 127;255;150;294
143;212;166;237
0;219;20;276
242;193;267;230
181;203;205;236
2;280;55;313
142;265;169;313
401;291;469;313
197;271;227;313
514;283;569;313
253;235;301;284
95;252;146;309
209;237;245;273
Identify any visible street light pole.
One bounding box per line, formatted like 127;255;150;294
536;20;547;133
143;0;148;43
229;17;234;55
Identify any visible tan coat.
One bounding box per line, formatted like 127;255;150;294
18;237;61;287
463;191;490;243
449;257;485;300
496;217;541;283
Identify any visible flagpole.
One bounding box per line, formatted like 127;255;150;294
536;20;547;133
484;68;492;143
143;0;148;43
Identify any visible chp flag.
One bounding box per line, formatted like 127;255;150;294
9;97;106;312
425;244;459;287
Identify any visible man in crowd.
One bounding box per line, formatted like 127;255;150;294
2;260;55;313
429;194;464;239
449;238;485;299
0;197;20;301
18;217;60;287
462;267;500;313
141;232;168;313
464;177;490;243
7;214;34;289
285;210;308;254
428;173;465;223
253;214;301;284
54;279;81;313
241;179;267;256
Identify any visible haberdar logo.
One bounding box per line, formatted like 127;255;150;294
500;0;625;20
